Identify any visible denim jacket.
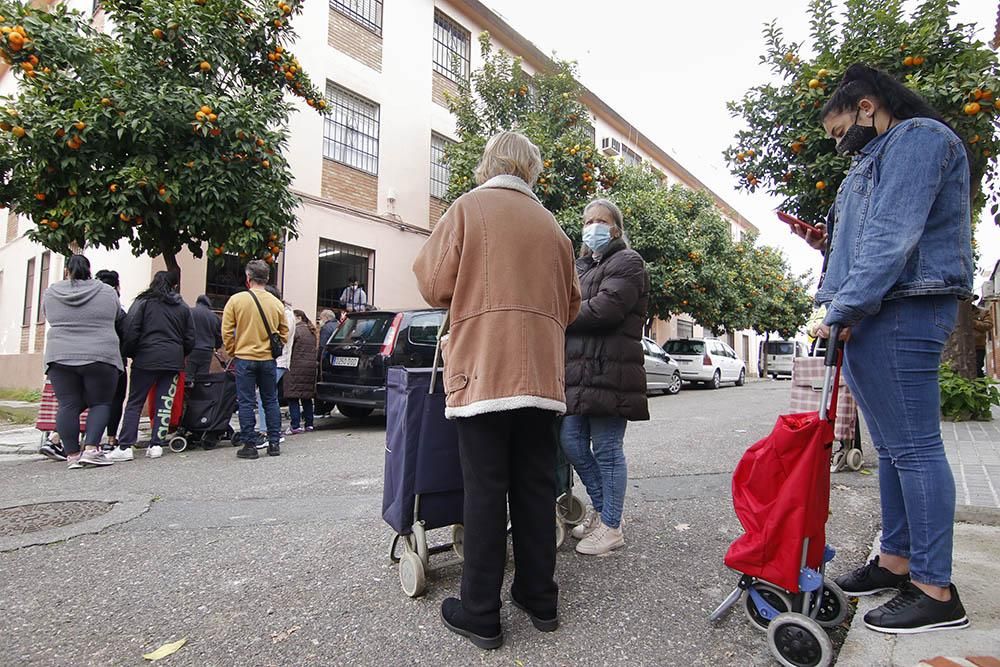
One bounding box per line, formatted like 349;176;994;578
816;117;973;327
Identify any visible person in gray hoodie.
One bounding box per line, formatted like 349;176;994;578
42;254;125;469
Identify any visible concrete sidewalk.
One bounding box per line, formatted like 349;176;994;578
837;409;1000;667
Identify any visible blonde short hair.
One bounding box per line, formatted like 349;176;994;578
474;131;543;187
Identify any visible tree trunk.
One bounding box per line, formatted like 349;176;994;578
942;300;977;379
159;233;181;286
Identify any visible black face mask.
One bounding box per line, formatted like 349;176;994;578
835;108;878;156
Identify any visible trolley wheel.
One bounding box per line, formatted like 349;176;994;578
830;450;847;474
168;436;188;453
399;550;426;598
556;493;587;525
451;524;465;562
846;448;864;471
810;580;849;629
556;516;567;549
767;612;833;667
745;582;793;631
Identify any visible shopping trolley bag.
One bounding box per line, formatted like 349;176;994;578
790;356;856;442
35;381;88;433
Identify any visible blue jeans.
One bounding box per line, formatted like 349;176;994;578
235;359;281;446
257;367;286;433
560;415;628;529
288;399;314;429
841;295;958;587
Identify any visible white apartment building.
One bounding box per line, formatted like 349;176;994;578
0;0;762;388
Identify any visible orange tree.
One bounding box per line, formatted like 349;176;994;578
444;33;617;228
0;0;326;278
447;34;811;334
726;0;1000;231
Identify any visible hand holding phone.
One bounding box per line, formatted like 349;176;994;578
776;211;820;234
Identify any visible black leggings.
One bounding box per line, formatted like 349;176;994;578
106;369;128;439
46;362;119;455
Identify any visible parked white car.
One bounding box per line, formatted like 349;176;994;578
757;339;807;379
642;337;682;395
663;338;746;389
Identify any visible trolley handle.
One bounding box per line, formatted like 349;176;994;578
429;311;450;395
819;324;844;422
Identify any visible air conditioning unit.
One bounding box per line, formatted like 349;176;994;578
601;137;621;156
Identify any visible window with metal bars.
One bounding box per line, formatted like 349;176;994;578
621;144;642;166
430;133;453;200
323;82;380;175
433;11;470;82
36;252;49;323
329;0;383;36
22;257;34;327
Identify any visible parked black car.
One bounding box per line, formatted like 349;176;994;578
317;308;447;419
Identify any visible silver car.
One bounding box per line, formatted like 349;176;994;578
643;337;682;395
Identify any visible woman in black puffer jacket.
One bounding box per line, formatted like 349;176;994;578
562;198;650;557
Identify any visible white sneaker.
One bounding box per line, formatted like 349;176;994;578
146;445;163;459
575;520;625;556
571;508;601;540
105;447;134;462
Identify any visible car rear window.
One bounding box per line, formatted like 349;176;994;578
330;314;394;344
665;340;704;355
766;341;795;355
408;312;445;346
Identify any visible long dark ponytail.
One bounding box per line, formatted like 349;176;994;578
820;63;950;126
137;270;179;302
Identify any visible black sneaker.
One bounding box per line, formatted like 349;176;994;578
864;582;969;634
236;445;259;460
510;594;559;632
267;443;281;457
440;598;503;650
38;442;67;462
834;556;910;596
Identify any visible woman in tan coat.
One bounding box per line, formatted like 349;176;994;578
413;131;581;650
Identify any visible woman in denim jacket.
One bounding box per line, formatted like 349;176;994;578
795;64;973;635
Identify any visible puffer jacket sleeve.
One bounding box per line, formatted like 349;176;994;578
413;198;465;308
568;251;645;333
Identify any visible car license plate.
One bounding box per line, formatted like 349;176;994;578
332;356;359;368
678;359;691;364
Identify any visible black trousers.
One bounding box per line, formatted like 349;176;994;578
454;408;559;625
186;349;214;380
46;362;119;455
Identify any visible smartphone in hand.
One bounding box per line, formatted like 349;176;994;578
776;210;821;234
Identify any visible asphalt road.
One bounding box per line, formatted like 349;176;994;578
0;379;881;666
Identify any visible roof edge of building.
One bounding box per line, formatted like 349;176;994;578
460;0;758;234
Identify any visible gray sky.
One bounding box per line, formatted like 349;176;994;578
485;0;999;286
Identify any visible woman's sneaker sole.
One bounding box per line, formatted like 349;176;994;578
864;616;969;635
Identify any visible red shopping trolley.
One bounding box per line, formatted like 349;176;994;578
709;328;850;667
35;381;88;446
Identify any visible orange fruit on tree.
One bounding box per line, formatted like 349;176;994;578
210;127;221;136
913;56;924;65
972;89;984;101
55;127;65;138
261;159;270;169
152;28;164;39
269;233;278;241
903;56;914;66
816;180;826;190
109;183;118;192
200;105;212;115
964;102;981;115
119;212;130;221
11;125;25;137
68;189;76;196
208;113;217;122
100;97;111;106
244;218;253;228
983;90;994;101
808;79;821;89
34;192;45;200
199;61;211;72
48;220;59;229
73;121;85;130
256;138;265;147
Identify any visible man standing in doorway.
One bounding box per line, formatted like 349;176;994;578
222;260;289;459
339;277;368;312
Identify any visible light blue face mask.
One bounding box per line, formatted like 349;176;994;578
582;223;612;253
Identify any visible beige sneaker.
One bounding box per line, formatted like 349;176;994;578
571;508;601;540
575;520;624;555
